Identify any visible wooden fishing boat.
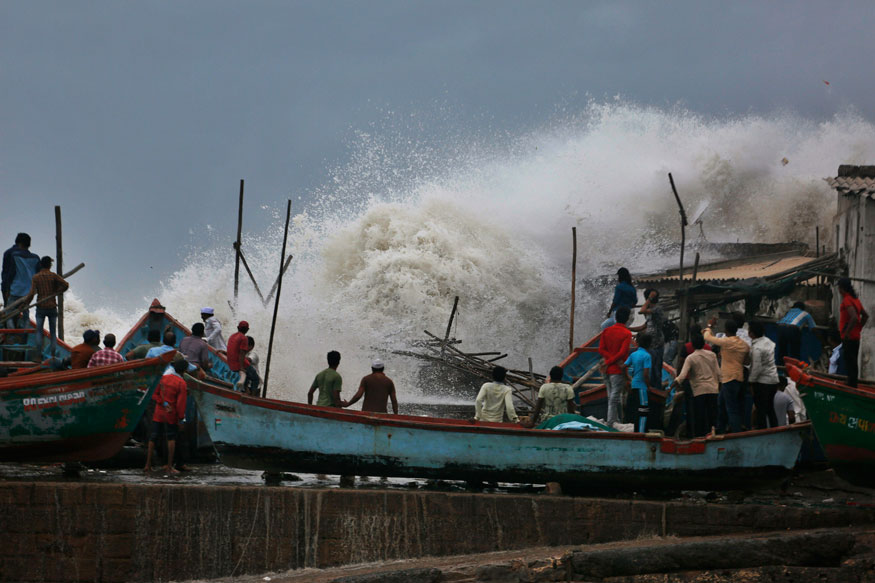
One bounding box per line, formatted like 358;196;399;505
784;357;875;482
0;351;173;462
189;377;808;489
117;299;238;384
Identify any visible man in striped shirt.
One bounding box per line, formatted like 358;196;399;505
23;256;68;357
88;333;126;367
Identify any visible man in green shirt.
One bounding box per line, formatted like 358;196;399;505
308;350;346;408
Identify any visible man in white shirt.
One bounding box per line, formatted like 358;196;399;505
201;307;227;352
474;366;519;423
749;321;779;428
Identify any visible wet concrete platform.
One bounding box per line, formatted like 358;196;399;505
1;461;874;582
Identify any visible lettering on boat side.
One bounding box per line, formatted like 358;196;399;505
216;403;236;413
811;390;836;402
828;410;875;434
22;391;86;411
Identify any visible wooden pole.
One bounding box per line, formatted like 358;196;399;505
262;199;291;398
233;179;244;305
263;255;294;306
441;296;460;359
54;206;64;340
236;250;266;304
816;226;820;285
668;173;688;284
570;226;577;354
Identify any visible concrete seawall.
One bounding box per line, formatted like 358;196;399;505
2;482;874;582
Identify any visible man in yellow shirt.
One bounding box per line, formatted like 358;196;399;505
703;317;750;433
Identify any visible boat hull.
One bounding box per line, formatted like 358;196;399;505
786;361;875;483
0;354;170;462
191;380;807;489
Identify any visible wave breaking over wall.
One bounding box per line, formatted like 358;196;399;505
65;101;875;401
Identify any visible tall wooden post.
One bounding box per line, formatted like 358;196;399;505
54;206;64;340
441;296;460;359
262;199;291;398
569;227;577;354
233;179;244;305
668;173;688;284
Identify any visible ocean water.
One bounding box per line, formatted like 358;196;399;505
62;101;875;403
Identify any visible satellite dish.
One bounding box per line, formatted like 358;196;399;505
689;200;710;225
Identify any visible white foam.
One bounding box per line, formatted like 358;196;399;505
62;101;875;402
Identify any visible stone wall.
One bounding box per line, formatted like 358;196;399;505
1;482;874;582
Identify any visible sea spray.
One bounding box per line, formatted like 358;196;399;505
61;101;875;402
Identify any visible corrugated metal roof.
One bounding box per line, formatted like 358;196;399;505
825;176;875;197
639;254;817;284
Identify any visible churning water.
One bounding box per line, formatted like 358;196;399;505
63;101;875;402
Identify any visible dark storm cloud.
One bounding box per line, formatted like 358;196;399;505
1;1;873;309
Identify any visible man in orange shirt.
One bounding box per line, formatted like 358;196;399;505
144;358;189;474
703;317;750;433
70;330;100;369
23;256;68;357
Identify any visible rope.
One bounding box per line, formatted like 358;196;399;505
230;486;262;577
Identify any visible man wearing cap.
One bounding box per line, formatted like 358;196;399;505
71;330;101;369
201;307;226;352
227;321;255;392
346;359;398;414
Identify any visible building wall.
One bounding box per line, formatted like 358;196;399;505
835;192;875;379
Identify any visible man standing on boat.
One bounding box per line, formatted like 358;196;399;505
308;350;345;408
70;329;101;369
704;317;751;433
2;233;40;331
669;333;720;437
22;255;68;357
526;365;575;426
474;366;519;423
87;333;125;367
624;333;652;433
346;358;398;414
201;307;227;353
599;306;633;427
748;321;779;429
602;267;637;329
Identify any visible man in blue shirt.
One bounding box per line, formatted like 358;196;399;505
624;333;652;433
777;302;816;362
602;267;637;329
2;233;40;329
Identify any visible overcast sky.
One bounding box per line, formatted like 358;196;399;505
2;1;874;311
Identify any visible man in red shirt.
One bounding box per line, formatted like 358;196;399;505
598;305;633;426
838;277;868;387
226;321;250;391
144;358;189;474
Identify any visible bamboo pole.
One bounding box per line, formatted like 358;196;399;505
263;255;294;306
262;200;291;398
668;173;688;283
233;179;244;305
54;206;64;340
570;226;577;354
236;249;266;304
441;296;460;359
